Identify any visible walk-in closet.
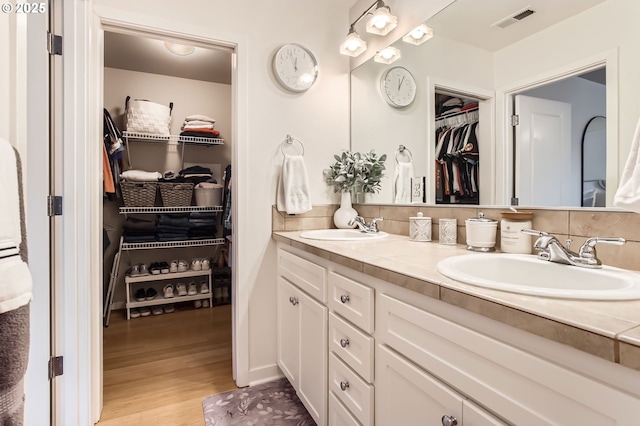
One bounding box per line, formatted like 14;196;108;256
100;31;236;423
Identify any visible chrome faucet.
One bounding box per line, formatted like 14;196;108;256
348;216;384;233
521;229;625;268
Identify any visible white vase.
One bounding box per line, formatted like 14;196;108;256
334;192;358;229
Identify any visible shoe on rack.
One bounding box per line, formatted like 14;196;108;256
201;258;210;271
187;282;198;296
151;305;163;315
149;262;161;275
163;304;175;314
200;281;209;294
159;261;170;274
191;258;202;271
176;282;187;297
177;260;189;272
128;264;140;277
169;260;179;273
130;308;141;318
163;284;174;299
139;307;151;317
194;300;202;309
135;288;146;302
203;299;210;308
139;263;149;276
145;288;158;301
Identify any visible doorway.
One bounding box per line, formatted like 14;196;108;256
98;26;239;423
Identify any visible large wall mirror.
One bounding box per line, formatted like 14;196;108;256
351;0;640;208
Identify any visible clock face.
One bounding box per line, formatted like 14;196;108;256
380;67;417;107
273;43;318;92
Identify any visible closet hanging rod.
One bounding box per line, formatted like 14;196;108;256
435;106;479;121
281;134;305;156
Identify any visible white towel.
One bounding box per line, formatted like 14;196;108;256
614;117;640;212
0;138;32;313
394;162;414;204
120;169;162;182
277;154;312;214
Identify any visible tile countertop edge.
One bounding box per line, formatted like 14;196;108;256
272;231;640;372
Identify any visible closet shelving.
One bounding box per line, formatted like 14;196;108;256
103;131;228;326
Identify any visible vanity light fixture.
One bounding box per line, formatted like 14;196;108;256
402;24;434;45
340;0;398;57
374;46;401;64
340;25;368;57
164;41;195;56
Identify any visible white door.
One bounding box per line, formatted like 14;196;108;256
277;278;300;387
515;95;571;206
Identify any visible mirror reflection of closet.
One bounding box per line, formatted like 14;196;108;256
582;116;607;207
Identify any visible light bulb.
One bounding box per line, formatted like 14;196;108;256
410;27;425;39
381;49;394;59
373;17;388;29
345;39;360;51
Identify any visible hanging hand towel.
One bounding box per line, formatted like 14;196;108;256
614;117;640;213
394;161;414;204
277;154;312;214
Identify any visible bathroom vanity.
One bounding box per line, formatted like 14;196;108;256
274;231;640;425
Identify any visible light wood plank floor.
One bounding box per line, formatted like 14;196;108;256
98;304;236;425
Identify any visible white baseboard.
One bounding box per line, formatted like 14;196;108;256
247;364;283;387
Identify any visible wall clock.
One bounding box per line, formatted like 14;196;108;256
380;66;417;107
273;43;319;92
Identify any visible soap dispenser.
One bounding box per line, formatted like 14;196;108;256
465;212;497;252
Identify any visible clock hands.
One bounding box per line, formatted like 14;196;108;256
398;76;405;91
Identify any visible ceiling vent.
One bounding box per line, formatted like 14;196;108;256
492;7;536;29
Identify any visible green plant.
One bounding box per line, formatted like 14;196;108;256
323;150;387;194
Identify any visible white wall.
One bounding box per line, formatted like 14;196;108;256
494;0;640;194
94;0;351;385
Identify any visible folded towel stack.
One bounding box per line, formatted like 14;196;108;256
180;114;221;139
120;169;162;182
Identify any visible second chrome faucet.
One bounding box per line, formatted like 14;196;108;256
348;216;384;233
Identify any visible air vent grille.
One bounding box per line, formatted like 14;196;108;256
492;7;536;29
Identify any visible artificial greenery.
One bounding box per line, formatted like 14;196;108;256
323;150;387;194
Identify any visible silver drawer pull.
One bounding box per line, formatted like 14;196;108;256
289;296;298;306
340;338;350;348
340;294;350;304
340;381;349;391
441;415;458;426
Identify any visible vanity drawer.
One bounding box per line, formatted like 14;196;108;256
328;271;374;333
278;248;326;303
329;352;374;426
329;312;374;383
329;391;362;426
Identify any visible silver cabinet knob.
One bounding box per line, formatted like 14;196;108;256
340;338;350;348
289;296;298;306
441;415;458;426
340;294;350;304
340;381;349;391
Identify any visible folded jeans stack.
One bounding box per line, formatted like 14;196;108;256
156;214;190;242
122;217;157;243
188;211;218;240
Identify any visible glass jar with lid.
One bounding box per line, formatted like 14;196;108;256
500;211;533;254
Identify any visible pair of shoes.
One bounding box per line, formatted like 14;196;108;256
194;300;202;308
127;263;149;277
139;307;151;317
130;308;141;318
152;305;163;315
135;288;157;302
163;284;174;298
191;258;211;271
163;304;175;313
175;282;188;297
173;259;189;273
187;282;198;296
150;261;170;275
199;281;209;294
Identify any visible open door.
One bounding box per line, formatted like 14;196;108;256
514;95;571;206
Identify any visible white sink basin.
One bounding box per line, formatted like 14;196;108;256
299;229;389;241
437;253;640;300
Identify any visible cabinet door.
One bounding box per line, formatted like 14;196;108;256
298;287;328;426
376;344;463;426
464;400;508;426
277;278;300;388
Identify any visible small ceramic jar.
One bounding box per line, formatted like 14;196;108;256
439;218;457;245
409;212;432;242
465;212;498;252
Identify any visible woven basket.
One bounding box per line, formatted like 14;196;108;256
120;181;157;207
159;182;194;207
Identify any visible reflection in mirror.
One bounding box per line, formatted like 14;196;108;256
582;116;607;207
349;0;637;208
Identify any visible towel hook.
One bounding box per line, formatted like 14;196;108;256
281;134;305;156
395;144;413;165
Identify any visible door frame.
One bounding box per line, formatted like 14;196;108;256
60;3;249;424
495;49;618;206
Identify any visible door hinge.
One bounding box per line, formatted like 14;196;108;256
47;32;62;56
511;114;520;126
47;195;62;216
48;356;63;379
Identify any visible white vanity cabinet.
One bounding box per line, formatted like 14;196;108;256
276;249;328;425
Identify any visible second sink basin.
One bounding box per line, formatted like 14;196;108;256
437;253;640;300
300;229;389;241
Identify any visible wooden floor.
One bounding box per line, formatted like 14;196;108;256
98;304;236;425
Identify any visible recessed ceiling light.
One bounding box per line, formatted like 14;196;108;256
164;41;195;56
